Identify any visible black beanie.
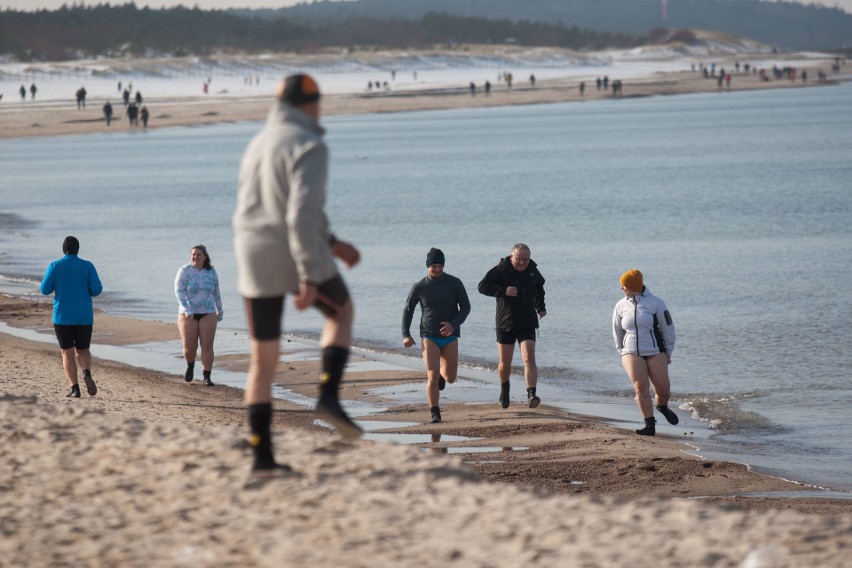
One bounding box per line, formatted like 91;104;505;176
281;74;321;106
62;236;80;255
426;248;445;267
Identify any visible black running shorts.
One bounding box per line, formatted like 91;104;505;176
495;327;537;345
246;275;350;341
53;324;93;350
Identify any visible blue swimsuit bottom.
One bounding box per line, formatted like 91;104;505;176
425;335;458;349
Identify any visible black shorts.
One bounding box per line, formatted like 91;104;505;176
246;275;350;341
53;324;93;350
496;327;537;345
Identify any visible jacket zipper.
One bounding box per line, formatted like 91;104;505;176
632;297;639;355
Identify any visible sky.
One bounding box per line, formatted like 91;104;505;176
1;0;850;14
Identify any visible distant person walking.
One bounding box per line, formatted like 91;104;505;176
126;103;138;126
30;83;37;100
140;105;149;128
233;73;363;472
135;91;143;105
175;245;224;386
39;236;103;399
103;101;113;126
478;243;547;409
75;87;87;109
612;269;678;436
402;248;471;424
19;84;26;101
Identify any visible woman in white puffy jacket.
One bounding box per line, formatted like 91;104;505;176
612;269;678;436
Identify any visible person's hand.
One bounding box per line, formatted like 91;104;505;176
293;282;318;311
538;310;547;319
217;313;224;322
332;240;360;269
505;286;518;297
666;354;672;364
402;336;415;348
439;321;454;337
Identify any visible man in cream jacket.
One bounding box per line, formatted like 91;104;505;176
233;74;362;473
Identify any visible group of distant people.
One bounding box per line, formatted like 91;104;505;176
18;83;37;100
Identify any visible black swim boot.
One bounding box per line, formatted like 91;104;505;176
430;406;442;424
636;417;656;436
499;381;510;409
527;387;541;409
202;370;214;386
66;384;81;398
657;404;679;425
315;346;363;440
248;403;277;471
184;361;195;383
315;394;363;440
82;369;97;396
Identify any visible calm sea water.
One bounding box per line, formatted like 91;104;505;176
2;83;851;491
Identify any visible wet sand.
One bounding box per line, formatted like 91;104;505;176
2;295;851;567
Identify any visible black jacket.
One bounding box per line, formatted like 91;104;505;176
478;257;546;330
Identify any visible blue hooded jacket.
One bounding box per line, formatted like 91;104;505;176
40;254;103;325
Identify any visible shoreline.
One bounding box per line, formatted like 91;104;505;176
2;293;851;518
0;54;845;140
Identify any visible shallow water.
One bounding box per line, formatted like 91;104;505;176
1;82;851;491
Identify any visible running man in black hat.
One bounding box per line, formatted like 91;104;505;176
402;248;471;424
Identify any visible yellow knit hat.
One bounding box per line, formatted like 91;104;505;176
620;269;644;292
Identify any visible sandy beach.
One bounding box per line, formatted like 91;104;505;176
0;50;842;141
2;292;851;567
2;47;851;566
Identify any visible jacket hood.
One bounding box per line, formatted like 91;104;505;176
268;101;325;136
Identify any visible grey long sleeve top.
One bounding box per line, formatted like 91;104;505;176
402;273;471;339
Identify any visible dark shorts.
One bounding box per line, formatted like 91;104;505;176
246;275;350;341
496;327;537;345
53;324;93;350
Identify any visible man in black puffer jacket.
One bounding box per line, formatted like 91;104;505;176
478;243;547;409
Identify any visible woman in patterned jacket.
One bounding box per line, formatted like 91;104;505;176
175;244;224;386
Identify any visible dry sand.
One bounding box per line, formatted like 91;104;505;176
1;294;851;567
0;54;841;141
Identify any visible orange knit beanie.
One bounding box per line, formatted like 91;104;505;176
620;269;644;291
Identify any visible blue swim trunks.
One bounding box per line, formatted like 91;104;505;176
425;335;458;349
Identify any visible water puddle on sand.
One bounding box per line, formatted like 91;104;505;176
358;420;421;432
361;432;529;457
317;419;532;458
362;432;475;444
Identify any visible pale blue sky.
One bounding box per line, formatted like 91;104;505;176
2;0;850;15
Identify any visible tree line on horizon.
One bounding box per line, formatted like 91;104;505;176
266;0;852;52
2;4;665;61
